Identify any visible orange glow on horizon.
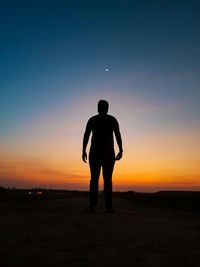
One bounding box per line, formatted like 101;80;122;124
0;93;200;192
0;154;200;192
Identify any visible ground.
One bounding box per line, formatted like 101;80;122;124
0;191;200;266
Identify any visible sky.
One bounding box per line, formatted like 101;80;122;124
0;0;200;191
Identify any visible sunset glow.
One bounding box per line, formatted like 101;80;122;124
1;1;200;191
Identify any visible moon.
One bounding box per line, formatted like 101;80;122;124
105;68;109;72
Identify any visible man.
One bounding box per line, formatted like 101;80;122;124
82;100;123;213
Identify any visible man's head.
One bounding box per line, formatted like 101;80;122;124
98;100;109;114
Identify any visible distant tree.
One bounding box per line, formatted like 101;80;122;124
0;186;6;193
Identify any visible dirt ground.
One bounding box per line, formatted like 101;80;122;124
0;192;200;267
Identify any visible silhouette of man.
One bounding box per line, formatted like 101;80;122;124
82;100;123;212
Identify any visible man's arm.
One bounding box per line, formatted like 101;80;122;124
82;120;92;163
114;120;123;161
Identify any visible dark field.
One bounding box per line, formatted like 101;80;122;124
1;189;200;266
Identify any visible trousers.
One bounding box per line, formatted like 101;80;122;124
89;154;115;209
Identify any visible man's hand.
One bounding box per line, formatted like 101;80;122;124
82;151;87;163
115;151;123;161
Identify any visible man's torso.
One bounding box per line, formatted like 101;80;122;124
88;114;118;158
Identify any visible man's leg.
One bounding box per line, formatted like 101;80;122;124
89;158;101;209
102;160;115;211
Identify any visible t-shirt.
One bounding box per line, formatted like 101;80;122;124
86;114;119;157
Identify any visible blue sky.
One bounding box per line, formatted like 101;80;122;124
0;0;200;190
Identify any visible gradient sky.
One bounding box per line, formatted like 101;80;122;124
0;0;200;191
